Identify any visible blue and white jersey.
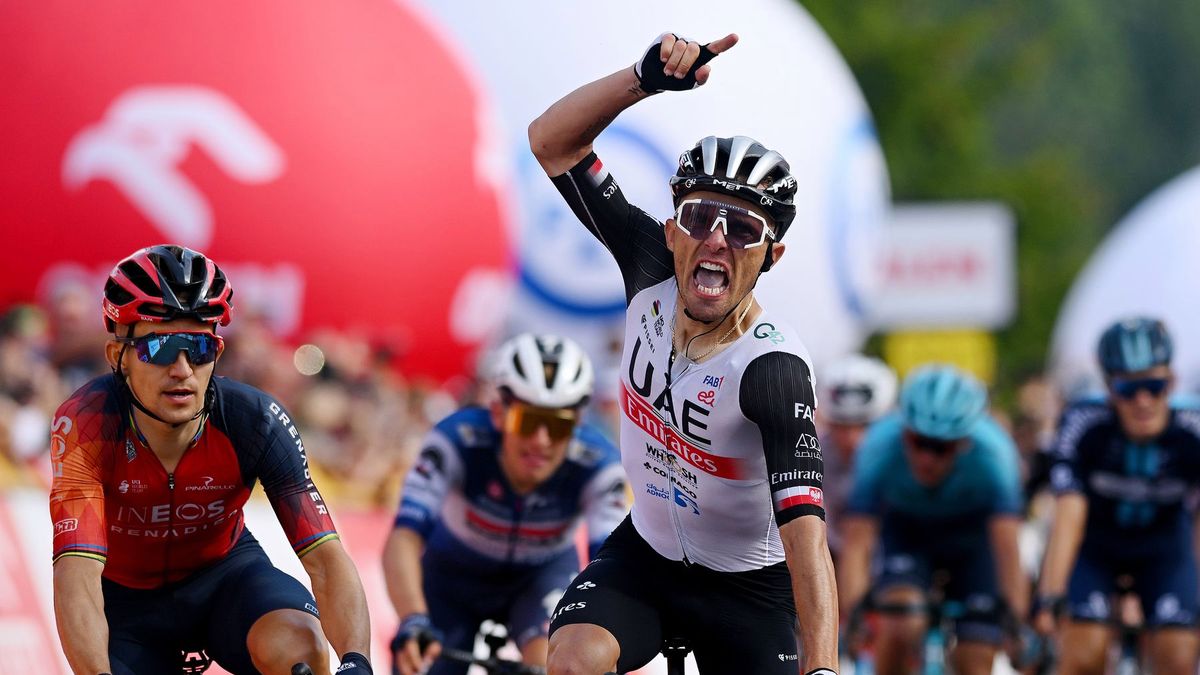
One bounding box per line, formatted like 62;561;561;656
1049;401;1200;555
393;407;627;570
847;413;1022;534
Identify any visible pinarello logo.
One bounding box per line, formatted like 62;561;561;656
2;0;512;380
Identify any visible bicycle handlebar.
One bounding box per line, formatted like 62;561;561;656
438;647;546;675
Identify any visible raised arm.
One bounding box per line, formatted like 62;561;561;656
528;33;737;176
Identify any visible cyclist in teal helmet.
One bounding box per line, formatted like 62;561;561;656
840;364;1025;675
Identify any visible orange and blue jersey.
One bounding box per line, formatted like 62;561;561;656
49;375;338;589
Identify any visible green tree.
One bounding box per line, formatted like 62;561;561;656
802;0;1200;396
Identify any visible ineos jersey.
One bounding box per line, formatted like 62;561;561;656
394;407;627;568
49;375;338;589
553;152;824;573
1050;401;1200;553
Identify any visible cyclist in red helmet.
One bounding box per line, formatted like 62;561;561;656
50;245;373;674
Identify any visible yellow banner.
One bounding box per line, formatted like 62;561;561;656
883;329;996;384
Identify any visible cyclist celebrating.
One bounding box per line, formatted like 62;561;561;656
529;32;837;675
384;333;626;675
1034;317;1200;675
50;245;372;675
816;354;898;560
838;364;1025;675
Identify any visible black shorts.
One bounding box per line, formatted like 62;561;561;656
102;530;319;675
549;517;799;674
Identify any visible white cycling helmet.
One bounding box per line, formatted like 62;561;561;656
819;354;898;425
494;333;594;408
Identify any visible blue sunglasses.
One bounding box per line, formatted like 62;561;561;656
1110;376;1170;400
117;331;223;366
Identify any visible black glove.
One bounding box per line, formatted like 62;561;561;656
391;613;444;657
633;33;718;94
337;651;372;673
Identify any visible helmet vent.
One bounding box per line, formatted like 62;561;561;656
119;260;160;296
104;279;135;306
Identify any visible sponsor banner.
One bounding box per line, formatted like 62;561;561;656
870;202;1016;330
883;329;997;384
621;382;747;480
0;0;513;380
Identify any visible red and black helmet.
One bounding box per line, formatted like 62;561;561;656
102;245;234;333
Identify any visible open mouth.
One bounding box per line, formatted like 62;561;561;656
163;388;195;404
692;260;729;298
521;451;551;471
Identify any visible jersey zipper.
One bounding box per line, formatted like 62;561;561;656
665;455;692;566
163;472;175;586
507;496;524;566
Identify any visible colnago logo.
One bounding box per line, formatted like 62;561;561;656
62;86;285;249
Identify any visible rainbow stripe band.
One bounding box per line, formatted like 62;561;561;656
295;532;339;557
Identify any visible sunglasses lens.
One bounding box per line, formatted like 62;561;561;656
912;434;958;456
677;200;769;250
135;333;220;366
1113;377;1169;399
509;405;577;441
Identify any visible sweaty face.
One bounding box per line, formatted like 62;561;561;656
1108;365;1173;442
107;317;222;427
666;191;781;324
492;400;576;493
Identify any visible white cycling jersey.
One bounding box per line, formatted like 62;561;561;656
551;151;827;574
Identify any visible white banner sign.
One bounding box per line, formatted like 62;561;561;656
870;202;1016;329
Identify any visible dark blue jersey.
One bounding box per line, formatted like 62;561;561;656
393;407;627;571
1050;401;1200;554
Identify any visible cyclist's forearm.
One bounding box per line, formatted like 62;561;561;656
382;528;429;617
528;68;650;176
836;516;876;619
53;558;111;674
781;517;839;669
989;515;1028;619
303;541;372;658
1037;493;1087;595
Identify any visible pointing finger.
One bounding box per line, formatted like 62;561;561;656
705;33;739;55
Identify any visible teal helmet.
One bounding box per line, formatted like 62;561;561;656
899;364;988;440
1097;317;1172;376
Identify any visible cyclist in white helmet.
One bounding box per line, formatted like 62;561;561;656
384;333;627;675
817;354;897;559
530;31;837;675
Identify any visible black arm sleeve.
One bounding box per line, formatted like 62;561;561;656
740;351;825;525
550;152;675;304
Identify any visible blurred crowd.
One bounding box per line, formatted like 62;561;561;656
0;286;1071;514
0;287;478;508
